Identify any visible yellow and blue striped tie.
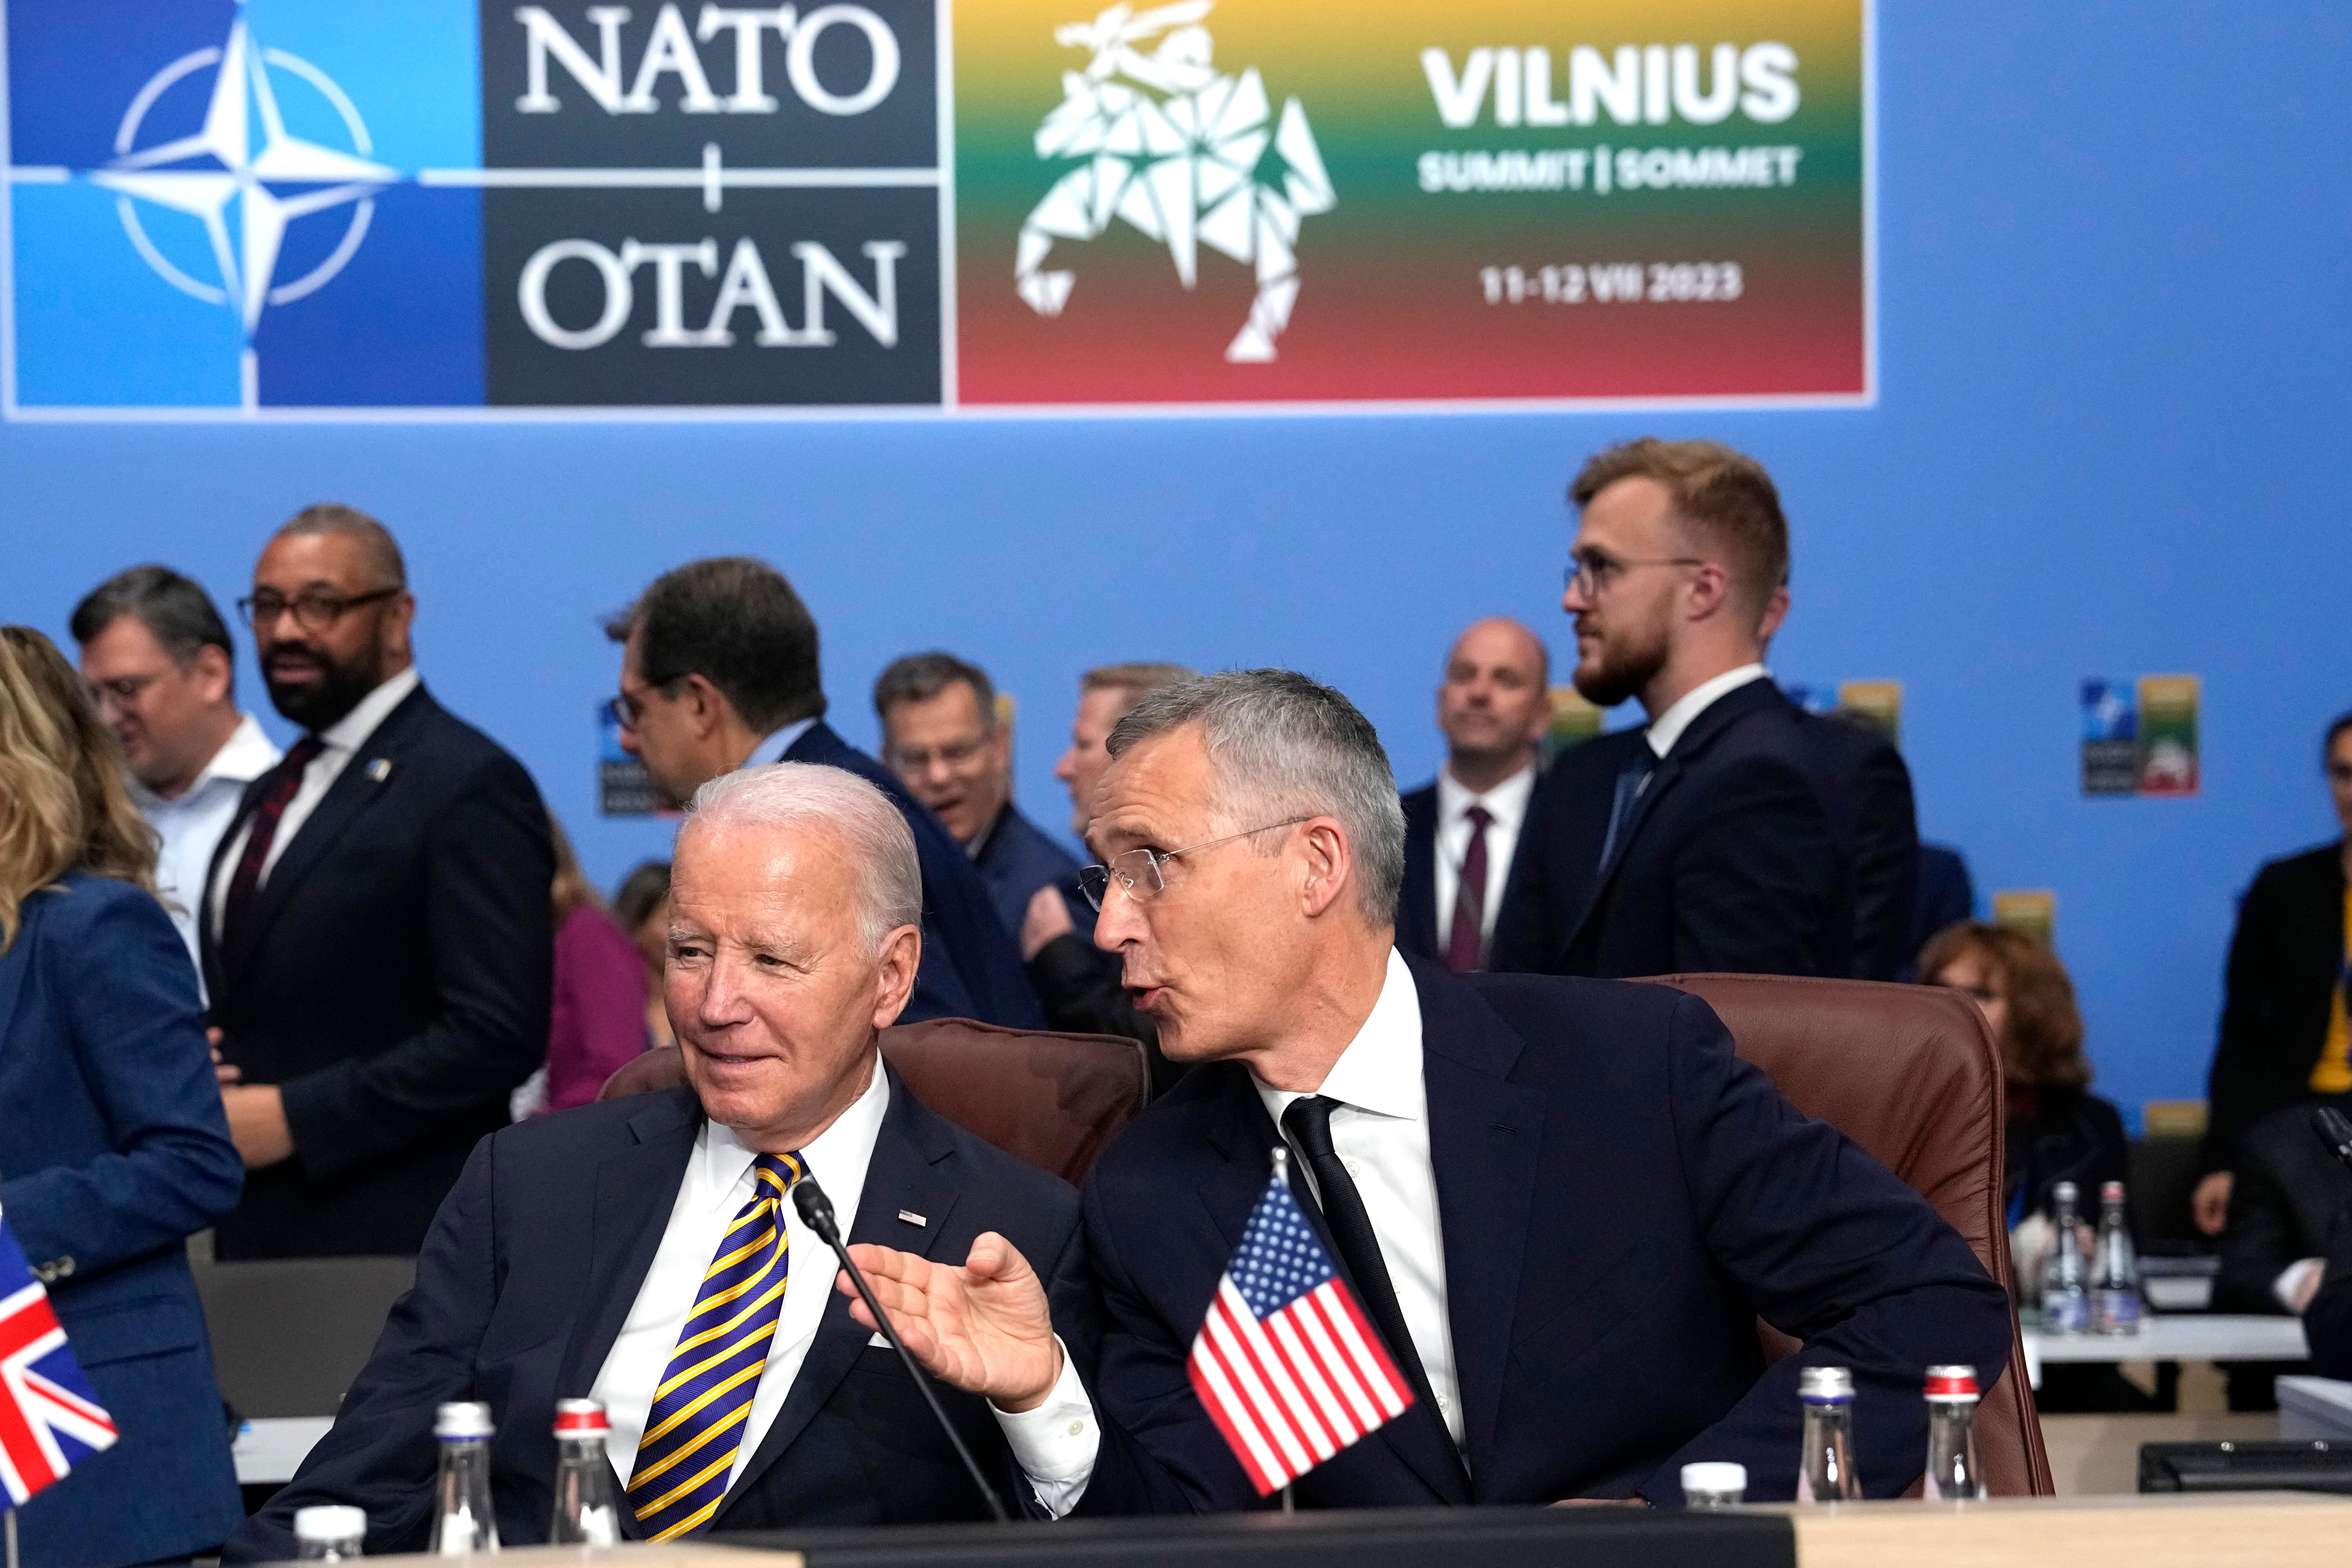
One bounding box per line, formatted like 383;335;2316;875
628;1150;806;1540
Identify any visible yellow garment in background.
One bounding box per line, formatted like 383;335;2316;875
2307;886;2352;1093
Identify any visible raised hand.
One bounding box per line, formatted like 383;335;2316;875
839;1233;1062;1412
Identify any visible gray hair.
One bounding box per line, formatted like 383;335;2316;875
1107;669;1405;925
680;763;922;953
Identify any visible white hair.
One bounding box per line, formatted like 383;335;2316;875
681;763;922;952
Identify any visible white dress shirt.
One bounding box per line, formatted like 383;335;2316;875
1643;663;1769;760
133;712;279;987
1432;763;1535;952
590;1061;1102;1514
206;666;421;940
1255;950;1465;1448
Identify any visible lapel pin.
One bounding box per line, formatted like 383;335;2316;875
896;1210;928;1227
365;758;392;783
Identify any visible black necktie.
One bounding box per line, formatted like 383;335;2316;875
1280;1096;1430;1405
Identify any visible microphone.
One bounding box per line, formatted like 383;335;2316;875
791;1178;1012;1522
2314;1106;2352;1174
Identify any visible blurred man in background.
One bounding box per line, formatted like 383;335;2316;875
608;557;1040;1029
876;651;1076;940
1020;662;1193;1092
1396;618;1550;970
204;506;553;1258
72;565;281;984
1493;438;1915;981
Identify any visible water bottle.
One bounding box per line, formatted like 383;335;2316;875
431;1401;499;1554
2091;1179;2143;1335
1795;1366;1861;1502
2041;1181;2090;1335
548;1399;620;1546
1921;1365;1985;1500
294;1505;367;1560
1680;1461;1747;1509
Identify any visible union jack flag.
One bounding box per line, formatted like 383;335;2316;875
0;1214;117;1506
1186;1162;1413;1495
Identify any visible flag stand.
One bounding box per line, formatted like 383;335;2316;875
6;1504;18;1568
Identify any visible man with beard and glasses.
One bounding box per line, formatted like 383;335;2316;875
200;505;554;1258
1489;439;1917;981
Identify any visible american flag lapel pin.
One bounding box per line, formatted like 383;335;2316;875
896;1210;927;1227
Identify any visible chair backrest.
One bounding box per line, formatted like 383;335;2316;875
1637;973;2053;1497
191;1255;417;1417
597;1019;1151;1187
2129;1135;2207;1251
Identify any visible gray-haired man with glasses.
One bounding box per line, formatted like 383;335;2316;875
830;667;2004;1514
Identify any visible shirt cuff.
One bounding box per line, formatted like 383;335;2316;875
989;1337;1098;1518
2277;1257;2328;1312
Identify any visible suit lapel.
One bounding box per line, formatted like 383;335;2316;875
1407;957;1546;1479
221;687;431;987
1398;788;1439;960
556;1089;704;1399
716;1066;966;1519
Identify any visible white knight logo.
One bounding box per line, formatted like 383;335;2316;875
1017;1;1335;363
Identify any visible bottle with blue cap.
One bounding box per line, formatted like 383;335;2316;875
431;1401;499;1553
1795;1365;1860;1502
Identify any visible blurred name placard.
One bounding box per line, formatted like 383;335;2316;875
3;0;1867;417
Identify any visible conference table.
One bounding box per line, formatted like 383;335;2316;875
2022;1312;2309;1388
325;1494;2352;1568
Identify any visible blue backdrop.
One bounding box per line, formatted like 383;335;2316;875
5;1;2346;1128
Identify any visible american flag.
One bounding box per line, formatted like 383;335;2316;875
0;1214;117;1506
1186;1164;1414;1495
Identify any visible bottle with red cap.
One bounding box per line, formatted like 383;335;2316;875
1921;1365;1985;1500
2091;1180;2143;1336
549;1399;620;1546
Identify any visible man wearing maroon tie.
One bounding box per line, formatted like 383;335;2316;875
1394;619;1552;971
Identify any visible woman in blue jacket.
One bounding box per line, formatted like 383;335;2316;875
0;627;246;1567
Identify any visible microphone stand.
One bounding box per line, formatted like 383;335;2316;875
792;1178;1012;1522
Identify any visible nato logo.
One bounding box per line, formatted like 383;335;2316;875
5;0;940;415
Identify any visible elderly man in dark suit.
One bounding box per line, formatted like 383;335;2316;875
202;506;553;1259
845;669;2007;1510
227;763;1096;1558
1491;439;1917;981
608;558;1041;1029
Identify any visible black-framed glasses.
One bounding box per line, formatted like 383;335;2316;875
237;587;399;633
609;675;682;729
1076;817;1311;911
1564;551;1704;598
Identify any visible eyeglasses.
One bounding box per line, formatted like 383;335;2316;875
886;734;991;773
238;587;399;633
1076;818;1310;911
608;676;682;729
1564;551;1704;598
87;672;161;710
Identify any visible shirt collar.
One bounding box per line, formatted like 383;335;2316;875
698;1050;892;1209
1252;948;1426;1129
746;716;819;769
964;802;1007;861
128;711;282;808
319;666;422;753
1434;761;1536;837
1645;663;1769;760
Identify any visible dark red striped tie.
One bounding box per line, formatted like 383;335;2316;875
1444;805;1493;972
219;736;324;950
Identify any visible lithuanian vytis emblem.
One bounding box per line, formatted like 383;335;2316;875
1017;1;1336;363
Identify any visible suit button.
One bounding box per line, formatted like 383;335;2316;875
58;1257;73;1277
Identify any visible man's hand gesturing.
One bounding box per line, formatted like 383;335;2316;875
839;1234;1062;1412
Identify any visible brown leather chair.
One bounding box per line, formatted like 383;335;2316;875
1639;973;2053;1496
596;1017;1151;1187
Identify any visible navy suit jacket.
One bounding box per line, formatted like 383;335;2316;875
1074;955;2009;1510
1491;682;1917;980
1395;784;1443;962
201;682;555;1258
0;875;245;1567
227;1066;1092;1559
784;722;1043;1030
974;803;1082;942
